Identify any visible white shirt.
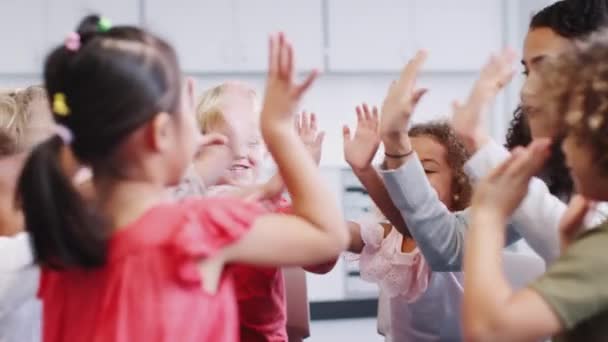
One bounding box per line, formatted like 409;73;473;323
0;232;40;342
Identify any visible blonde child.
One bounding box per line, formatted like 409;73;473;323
463;31;608;341
192;81;329;341
18;15;347;342
0;86;54;342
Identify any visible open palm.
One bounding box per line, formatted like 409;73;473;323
343;104;381;172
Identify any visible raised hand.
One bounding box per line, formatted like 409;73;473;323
380;50;428;137
343;103;381;172
260;33;319;135
471;139;551;220
451;49;517;153
559;195;592;252
295;111;325;165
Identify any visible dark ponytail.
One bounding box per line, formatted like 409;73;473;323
17;15;182;269
18;136;106;268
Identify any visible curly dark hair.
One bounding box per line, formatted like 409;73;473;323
505;108;573;201
409;121;472;211
505;0;608;201
536;31;608;177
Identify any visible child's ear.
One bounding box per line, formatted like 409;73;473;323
186;77;196;109
146;112;173;152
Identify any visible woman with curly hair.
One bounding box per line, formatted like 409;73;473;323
463;30;608;342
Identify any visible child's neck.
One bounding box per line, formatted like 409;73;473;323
94;176;169;230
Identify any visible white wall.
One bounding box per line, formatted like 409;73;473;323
0;0;545;168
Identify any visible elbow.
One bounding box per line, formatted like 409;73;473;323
304;259;338;274
463;320;499;342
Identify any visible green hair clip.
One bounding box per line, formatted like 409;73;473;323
98;17;112;32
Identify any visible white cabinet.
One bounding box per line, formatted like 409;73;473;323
232;0;323;72
145;0;234;73
0;0;46;73
328;0;503;72
46;0;140;48
411;0;502;71
327;0;414;72
145;0;323;73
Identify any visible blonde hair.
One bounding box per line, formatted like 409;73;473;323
0;86;53;155
195;81;259;133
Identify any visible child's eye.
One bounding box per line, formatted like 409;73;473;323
424;169;437;175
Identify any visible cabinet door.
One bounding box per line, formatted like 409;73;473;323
412;0;503;71
145;0;234;73
0;0;46;73
327;0;413;72
46;0;140;49
232;0;323;72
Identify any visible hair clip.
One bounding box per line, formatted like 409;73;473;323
53;93;71;116
64;32;81;52
98;17;112;32
54;124;73;145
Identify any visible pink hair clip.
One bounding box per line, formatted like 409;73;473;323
65;32;81;52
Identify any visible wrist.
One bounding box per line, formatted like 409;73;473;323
382;132;412;155
350;163;375;175
261;123;297;146
470;206;508;229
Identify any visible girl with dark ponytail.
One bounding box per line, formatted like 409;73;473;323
21;16;348;342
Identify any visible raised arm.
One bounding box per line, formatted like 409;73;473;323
342;103;410;237
453;50;564;264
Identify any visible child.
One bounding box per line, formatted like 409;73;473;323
193;81;328;341
0;85;53;342
18;15;347;342
463;31;608;341
343;107;471;341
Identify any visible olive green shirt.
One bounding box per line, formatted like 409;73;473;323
530;222;608;342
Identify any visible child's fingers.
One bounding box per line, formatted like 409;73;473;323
504;139;551;182
268;34;279;77
372;106;379;130
362;103;371;122
295;69;319;98
310;113;317;131
278;33;289;79
412;88;428;107
301;111;309;131
316;131;325;145
286;38;294;80
342;125;351;142
355;106;363;124
560;195;591;234
294;113;302;134
401;50;428;92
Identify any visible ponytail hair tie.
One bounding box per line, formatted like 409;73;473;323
98;17;112;32
53;93;71;116
54;124;73;145
64;32;81;52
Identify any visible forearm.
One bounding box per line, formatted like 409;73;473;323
381;156;466;271
464;211;514;340
353;167;410;237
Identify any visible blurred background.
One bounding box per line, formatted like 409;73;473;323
0;0;555;340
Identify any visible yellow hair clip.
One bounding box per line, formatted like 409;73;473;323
53;93;70;116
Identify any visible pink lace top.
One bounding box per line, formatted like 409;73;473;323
356;214;431;301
